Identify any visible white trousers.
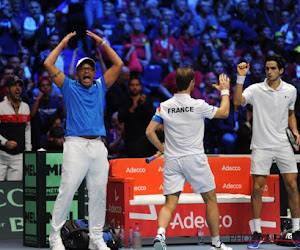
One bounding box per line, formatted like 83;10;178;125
0;150;23;181
49;136;109;246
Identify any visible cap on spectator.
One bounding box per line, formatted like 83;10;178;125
49;126;65;138
5;76;24;87
38;75;51;84
76;57;96;71
275;31;283;37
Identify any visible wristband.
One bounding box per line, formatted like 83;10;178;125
100;40;107;47
221;89;230;96
237;75;246;85
160;150;165;154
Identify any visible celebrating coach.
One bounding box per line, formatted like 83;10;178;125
44;31;123;250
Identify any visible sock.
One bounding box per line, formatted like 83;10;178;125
253;218;262;233
292;218;300;233
157;227;166;236
211;236;221;247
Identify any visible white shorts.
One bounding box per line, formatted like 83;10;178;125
251;146;297;175
163;154;216;195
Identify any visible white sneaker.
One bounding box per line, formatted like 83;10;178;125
89;239;111;250
153;234;167;250
50;242;65;250
210;242;233;250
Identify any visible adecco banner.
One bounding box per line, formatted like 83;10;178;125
109;157;252;196
0;181;23;239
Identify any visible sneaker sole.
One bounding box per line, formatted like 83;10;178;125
154;241;166;250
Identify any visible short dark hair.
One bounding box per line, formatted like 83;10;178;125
176;67;194;91
129;75;142;85
264;54;286;70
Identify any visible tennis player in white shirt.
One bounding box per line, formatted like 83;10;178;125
146;67;232;250
233;54;300;249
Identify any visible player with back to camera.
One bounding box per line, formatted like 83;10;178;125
146;66;233;250
43;30;123;250
233;54;300;249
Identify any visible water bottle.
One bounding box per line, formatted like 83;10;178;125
115;220;121;236
133;223;142;248
119;225;125;247
128;226;133;249
197;227;204;245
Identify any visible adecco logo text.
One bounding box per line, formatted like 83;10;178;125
170;212;232;229
126;167;146;173
158;166;164;172
222;183;242;189
134;186;147;191
221;165;241;171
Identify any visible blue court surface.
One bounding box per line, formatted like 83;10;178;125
0;239;294;249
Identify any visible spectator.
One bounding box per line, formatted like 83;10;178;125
161;8;181;39
0;65;15;97
177;23;199;61
212;60;224;77
143;0;161;42
130;16;151;68
22;1;44;46
118;76;155;157
106;111;125;159
105;66;130;125
35;11;64;53
173;0;193;36
84;0;103;34
222;49;236;78
94;1;117;38
160;59;204;100
193;0;218;37
30;75;63;149
37;33;64;73
44;125;64;151
109;12;132;47
18;47;32;81
195;52;212;76
256;0;280;32
151;21;177;77
167;49;182;74
0;77;31;181
0;0;22;57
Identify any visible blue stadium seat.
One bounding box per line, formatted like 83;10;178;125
142;64;162;88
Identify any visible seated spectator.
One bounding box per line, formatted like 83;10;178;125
212;60;224;77
151;21;177;78
44;126;64;151
159;59;204;100
177;23;199;61
167;49;182;74
0;0;21;57
256;0;280;33
35;11;64;53
195;52;212;76
193;0;218;38
18;47;33;81
130;16;151;68
173;0;193;36
143;0;161;42
222;49;237;78
202;72;221;106
109;11;132;48
36;33;64;72
22;1;44;47
161;8;181;39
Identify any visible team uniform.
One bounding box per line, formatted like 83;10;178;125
49;76;109;247
152;93;217;195
0;96;31;180
241;78;298;175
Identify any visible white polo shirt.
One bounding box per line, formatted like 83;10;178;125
242;79;297;149
152;94;217;160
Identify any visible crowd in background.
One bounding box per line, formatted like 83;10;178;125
1;0;300;158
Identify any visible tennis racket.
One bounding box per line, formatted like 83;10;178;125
286;127;299;152
145;151;163;163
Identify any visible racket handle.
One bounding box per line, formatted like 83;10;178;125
145;156;155;163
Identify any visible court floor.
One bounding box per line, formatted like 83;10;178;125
0;239;294;250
